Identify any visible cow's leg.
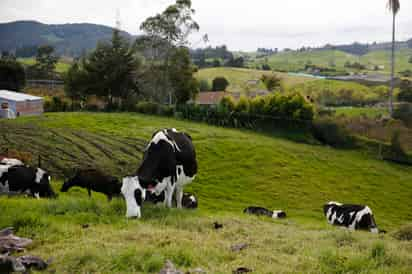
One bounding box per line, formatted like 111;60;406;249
165;183;175;208
107;194;112;202
87;188;92;198
175;185;184;209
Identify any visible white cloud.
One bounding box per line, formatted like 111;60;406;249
0;0;411;50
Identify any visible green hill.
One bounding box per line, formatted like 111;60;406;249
0;20;134;57
249;49;412;74
1;113;412;273
196;67;316;92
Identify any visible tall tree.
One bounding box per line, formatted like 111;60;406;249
388;0;400;116
34;45;58;78
140;0;199;104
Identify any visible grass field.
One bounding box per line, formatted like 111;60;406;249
196;67;316;92
18;57;72;74
247;49;412;75
1;113;412;273
333;107;389;118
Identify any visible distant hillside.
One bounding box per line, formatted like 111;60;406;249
0;21;134;57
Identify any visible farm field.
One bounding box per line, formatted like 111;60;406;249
1;113;412;273
247;49;412;74
333;106;389;118
17;57;72;74
196;67;316;92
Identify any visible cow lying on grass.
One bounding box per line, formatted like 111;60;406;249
146;190;198;209
0;164;55;198
61;169;121;201
122;128;197;218
243;206;287;219
323;201;383;233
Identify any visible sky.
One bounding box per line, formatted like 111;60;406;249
1;0;411;51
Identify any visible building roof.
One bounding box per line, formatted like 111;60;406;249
195;91;227;105
0;90;43;102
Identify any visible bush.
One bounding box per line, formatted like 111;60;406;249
219;96;236;112
199;79;211;92
136;101;159;115
397;80;412;103
235;96;249;113
212;77;229;91
383;130;410;165
44;96;70;112
393;224;412;241
393;103;412;127
312;118;356;148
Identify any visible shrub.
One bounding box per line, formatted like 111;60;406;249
212;77;229;91
312;118;356;148
199;79;211;92
249;96;266;115
397;80;412;103
393;103;412;127
136;101;159;115
159;105;175;117
44;96;69;112
235;96;249;113
383;130;410;164
219;96;236;112
261;74;281;91
393;224;412;241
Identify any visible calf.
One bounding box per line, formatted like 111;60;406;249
243;206;287;219
323;201;380;233
0;165;54;198
145;191;198;209
61;169;121;201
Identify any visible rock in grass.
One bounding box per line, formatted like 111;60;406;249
233;267;252;273
231;243;249;252
213;222;223;230
0;227;33;253
158;260;183;274
0;255;26;273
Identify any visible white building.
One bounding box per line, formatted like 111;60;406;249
0;90;44;118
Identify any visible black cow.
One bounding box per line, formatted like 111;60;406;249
323;201;381;233
0;165;54;198
122;128;197;218
243;207;286;219
61;169;121;201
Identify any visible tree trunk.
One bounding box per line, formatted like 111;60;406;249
389;13;396;117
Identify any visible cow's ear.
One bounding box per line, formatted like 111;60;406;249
184;133;193;140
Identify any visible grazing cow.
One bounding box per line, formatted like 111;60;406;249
243;206;287;219
122;128;197;218
323;201;381;233
0;165;54;198
0;158;23;166
61;169;121;201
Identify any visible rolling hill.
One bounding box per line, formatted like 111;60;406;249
247;48;412;74
0;21;134;57
1;113;411;273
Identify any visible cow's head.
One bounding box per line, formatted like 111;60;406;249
33;168;56;198
137;131;176;193
121;176;146;218
60;174;79;192
323;201;342;216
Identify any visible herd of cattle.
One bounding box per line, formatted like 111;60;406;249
0;128;384;233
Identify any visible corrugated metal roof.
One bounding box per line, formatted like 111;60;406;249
0;90;43;102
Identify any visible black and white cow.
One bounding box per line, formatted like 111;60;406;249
0;158;23;166
0;165;55;198
145;190;198;209
61;169;121;201
121;128;197;218
323;201;381;233
243;206;287;219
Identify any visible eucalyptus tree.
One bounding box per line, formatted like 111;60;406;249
387;0;400;116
